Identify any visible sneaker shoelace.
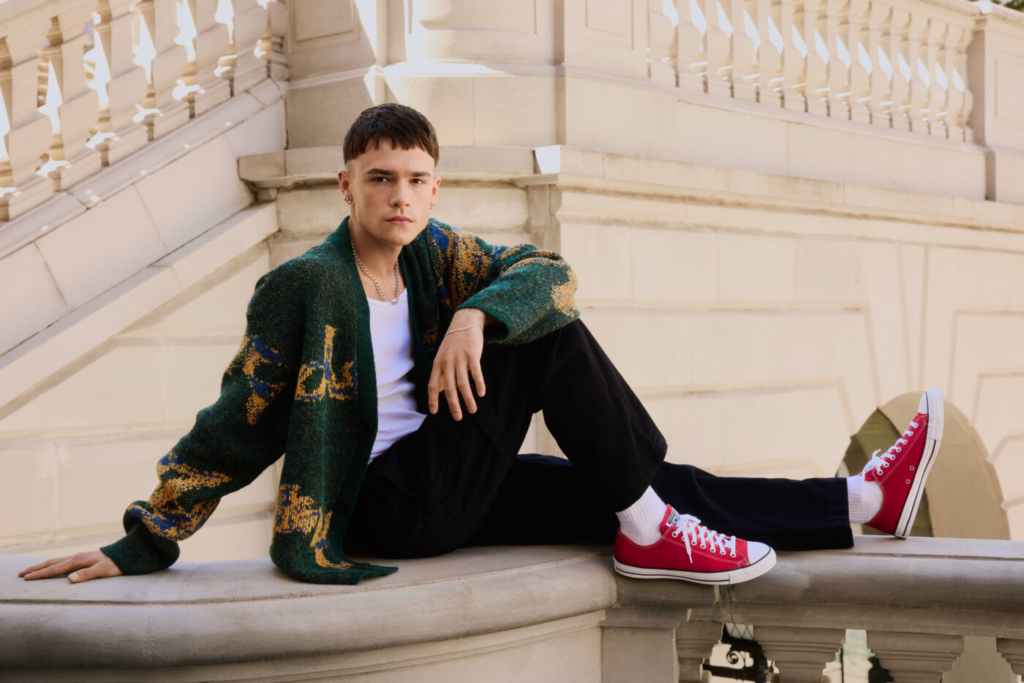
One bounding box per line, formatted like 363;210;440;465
668;513;738;563
863;420;919;477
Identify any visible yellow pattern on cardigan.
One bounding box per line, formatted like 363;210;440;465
295;325;358;402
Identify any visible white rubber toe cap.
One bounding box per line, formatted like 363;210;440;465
747;541;773;564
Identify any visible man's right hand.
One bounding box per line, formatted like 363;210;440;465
18;550;122;583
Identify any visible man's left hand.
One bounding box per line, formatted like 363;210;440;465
428;308;492;420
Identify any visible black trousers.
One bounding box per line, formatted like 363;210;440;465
347;320;853;559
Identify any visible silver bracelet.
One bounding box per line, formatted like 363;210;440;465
445;324;482;336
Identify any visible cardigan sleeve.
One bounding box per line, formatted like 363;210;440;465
100;264;306;575
431;221;580;344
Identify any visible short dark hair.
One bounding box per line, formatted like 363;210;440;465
343;104;440;166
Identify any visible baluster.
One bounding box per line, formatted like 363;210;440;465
823;0;849;119
773;0;805;111
941;25;964;141
91;0;148;165
751;0;781;107
924;18;946;137
757;626;845;682
675;0;707;92
184;0;231;116
936;24;956;139
845;0;870;123
866;1;890;127
904;13;927;133
223;0;268;94
677;621;724;683
702;0;732;97
0;18;56;220
887;7;910;131
727;0;758;100
867;631;963;682
136;0;189;140
996;639;1024;677
41;3;102;192
797;0;828;116
949;24;972;142
649;0;677;86
259;0;289;81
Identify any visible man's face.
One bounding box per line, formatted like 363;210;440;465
338;140;441;250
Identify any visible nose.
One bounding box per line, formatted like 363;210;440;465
390;180;411;207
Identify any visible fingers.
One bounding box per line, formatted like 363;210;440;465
470;358;486;398
443;363;462;420
428;362;442;415
18;555;71;578
19;551;122;583
457;364;476;415
20;554;89;581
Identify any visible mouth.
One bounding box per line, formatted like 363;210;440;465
387;216;413;224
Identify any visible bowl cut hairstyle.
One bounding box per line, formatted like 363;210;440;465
343;103;440;167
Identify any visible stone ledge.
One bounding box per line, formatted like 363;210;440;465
4;536;1024;676
619;536;1024;638
0;545;615;672
238;145;537;192
239;144;1024;239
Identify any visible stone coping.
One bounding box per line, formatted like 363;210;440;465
239;145;1024;236
0;545;615;670
620;536;1024;638
3;537;1024;671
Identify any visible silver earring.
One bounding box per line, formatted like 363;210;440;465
345;196;353;205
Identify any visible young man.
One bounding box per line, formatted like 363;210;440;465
19;104;943;587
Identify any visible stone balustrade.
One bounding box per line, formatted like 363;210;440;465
658;0;979;140
1;536;1022;682
0;0;287;221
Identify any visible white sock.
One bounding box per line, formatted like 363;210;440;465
616;487;668;546
847;475;883;524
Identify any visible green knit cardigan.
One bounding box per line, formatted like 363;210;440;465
100;217;580;584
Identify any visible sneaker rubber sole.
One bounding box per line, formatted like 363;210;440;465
612;547;777;585
894;386;943;539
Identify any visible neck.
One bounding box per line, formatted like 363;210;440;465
349;217;402;280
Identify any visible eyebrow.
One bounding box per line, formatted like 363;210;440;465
363;168;433;178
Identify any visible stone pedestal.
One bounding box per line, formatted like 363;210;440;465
757;626;845;683
996;638;1024;676
602;609;685;683
867;631;964;683
677;621;723;683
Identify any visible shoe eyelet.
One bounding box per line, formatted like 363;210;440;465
700;543;706;550
691;540;697;545
895;447;901;453
906;479;911;484
710;548;716;554
672;531;679;538
883;462;889;467
909;466;915;471
730;553;737;558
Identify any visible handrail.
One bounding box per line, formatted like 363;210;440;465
655;0;982;141
0;0;288;222
1;537;1023;681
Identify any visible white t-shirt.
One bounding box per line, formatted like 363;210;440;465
367;289;427;462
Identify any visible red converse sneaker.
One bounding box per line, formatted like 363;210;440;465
613;506;776;585
862;387;944;538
